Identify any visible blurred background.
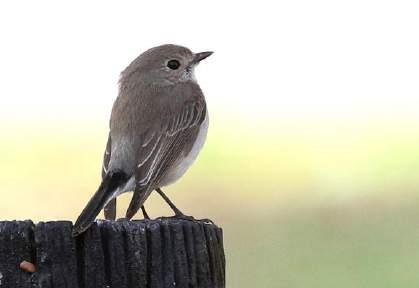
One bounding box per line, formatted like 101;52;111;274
1;1;419;287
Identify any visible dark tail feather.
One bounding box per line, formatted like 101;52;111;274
72;170;127;237
126;185;151;220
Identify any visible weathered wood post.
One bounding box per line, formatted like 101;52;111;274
0;218;225;288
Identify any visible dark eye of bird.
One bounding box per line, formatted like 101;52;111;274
167;59;180;70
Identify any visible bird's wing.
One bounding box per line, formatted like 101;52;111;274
101;134;118;220
126;98;206;218
101;133;112;179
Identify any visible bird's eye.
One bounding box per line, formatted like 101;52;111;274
167;59;180;70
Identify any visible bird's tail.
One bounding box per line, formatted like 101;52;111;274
72;170;127;237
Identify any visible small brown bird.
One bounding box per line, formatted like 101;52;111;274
73;44;212;236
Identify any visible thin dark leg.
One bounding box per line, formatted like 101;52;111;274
155;188;185;216
141;205;150;219
104;198;117;220
119;205;149;221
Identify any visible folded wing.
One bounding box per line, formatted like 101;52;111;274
125;98;206;218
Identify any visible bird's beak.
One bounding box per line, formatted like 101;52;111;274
192;51;213;64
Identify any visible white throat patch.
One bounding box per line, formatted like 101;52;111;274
180;66;197;82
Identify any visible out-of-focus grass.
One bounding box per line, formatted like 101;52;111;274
226;200;419;288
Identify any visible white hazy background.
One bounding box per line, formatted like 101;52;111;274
1;1;419;287
1;1;418;126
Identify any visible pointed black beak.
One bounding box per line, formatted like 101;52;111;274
192;51;213;64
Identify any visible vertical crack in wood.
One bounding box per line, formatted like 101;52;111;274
203;224;217;288
75;232;85;288
209;225;224;287
82;223;106;288
161;221;175;287
99;222;112;286
216;228;226;287
145;222;153;288
100;221;128;287
122;221;148;288
148;222;162;288
34;221;79;288
183;221;197;288
193;222;211;288
171;221;188;288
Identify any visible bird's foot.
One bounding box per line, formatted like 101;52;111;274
174;213;195;221
116;217;130;222
196;218;215;224
154;214;194;222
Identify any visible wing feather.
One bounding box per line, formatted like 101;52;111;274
101;134;112;178
125;98;206;218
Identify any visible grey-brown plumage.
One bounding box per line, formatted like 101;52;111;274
73;44;212;236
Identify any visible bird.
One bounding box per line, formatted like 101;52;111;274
72;44;212;236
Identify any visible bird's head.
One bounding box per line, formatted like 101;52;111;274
120;44;213;87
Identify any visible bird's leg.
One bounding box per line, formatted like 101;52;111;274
155;188;182;216
154;188;213;224
104;198;117;220
155;188;190;218
119;205;149;221
104;194;148;220
141;205;150;219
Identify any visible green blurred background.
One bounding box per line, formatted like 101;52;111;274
1;1;419;287
2;118;419;287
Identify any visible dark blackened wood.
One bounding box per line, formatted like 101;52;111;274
148;221;163;288
160;221;175;287
183;222;198;287
35;221;79;288
193;223;211;288
215;228;226;285
0;221;35;288
171;221;189;287
100;221;128;287
77;222;106;288
0;218;225;288
122;221;148;288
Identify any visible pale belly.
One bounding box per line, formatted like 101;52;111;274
159;112;209;186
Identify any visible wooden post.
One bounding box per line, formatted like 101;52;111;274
0;218;225;288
